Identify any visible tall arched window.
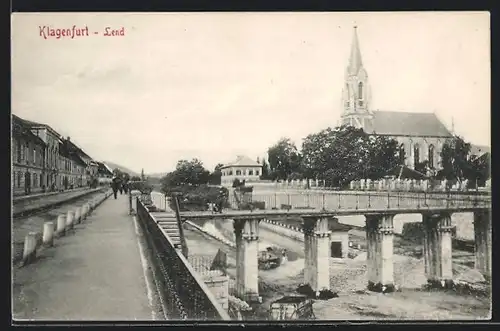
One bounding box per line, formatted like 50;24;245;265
399;144;405;165
358;82;363;97
414;143;420;166
428;144;435;168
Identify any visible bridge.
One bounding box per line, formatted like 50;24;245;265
141;189;490;312
13;188;490;321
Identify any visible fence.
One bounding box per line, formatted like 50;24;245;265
135;198;230;320
227;190;491;212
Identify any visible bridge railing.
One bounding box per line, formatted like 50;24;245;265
229;191;491;212
136;198;231;321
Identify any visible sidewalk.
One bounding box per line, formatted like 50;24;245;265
12;193;162;321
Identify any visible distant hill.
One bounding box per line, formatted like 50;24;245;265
102;161;140;177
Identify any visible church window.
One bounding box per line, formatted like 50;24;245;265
236;170;241;176
248;170;254;176
414;144;420;166
399;144;405;164
229;170;233;176
358;82;363;98
428;145;435;168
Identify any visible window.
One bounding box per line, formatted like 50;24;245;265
359;100;363;106
248;170;254;176
399;144;405;164
17;172;21;188
236;170;241;176
256;170;260;176
413;144;420;166
33;173;38;188
428;144;435;168
25;142;29;164
358;82;363;98
17;139;22;163
229;170;233;176
33;149;37;166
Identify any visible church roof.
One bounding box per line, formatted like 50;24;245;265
347;26;364;76
221;155;262;169
365;111;453;137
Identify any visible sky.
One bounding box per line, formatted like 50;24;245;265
11;12;490;174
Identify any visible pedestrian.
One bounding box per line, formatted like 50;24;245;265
111;176;120;199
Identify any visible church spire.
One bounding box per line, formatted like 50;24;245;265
347;26;363;76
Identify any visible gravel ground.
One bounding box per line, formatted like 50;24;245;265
185;219;491;320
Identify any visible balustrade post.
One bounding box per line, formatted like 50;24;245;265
387;191;390;209
368;191;371;208
355;193;359;210
322;194;326;210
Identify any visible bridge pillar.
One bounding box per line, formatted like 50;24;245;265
473;210;491;279
233;218;261;303
422;212;453;287
365;213;395;293
302;216;331;292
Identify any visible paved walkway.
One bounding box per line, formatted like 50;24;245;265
12;193;162;321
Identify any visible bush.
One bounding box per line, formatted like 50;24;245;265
167;184;229;211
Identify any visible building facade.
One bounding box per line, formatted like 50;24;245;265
339;26;453;172
12;115;47;196
19;117;62;191
220;155;263;187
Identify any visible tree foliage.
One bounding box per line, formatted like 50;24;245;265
208;163;224;185
260;158;271;180
267;138;301;180
300;126;399;187
437;135;490;186
438;135;473;181
161;158;211;194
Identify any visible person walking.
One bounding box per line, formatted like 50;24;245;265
111;176;120;199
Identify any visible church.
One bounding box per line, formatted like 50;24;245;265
339;26;453;171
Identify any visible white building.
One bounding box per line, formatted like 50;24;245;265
220;155;263;187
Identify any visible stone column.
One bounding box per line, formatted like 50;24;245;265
233;218;260;302
422;212;453;288
473;210;491;279
365;214;395;292
302;216;331;292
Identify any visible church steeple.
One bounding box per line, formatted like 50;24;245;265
340;25;373;130
347;26;363;76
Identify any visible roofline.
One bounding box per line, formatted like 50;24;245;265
368;133;453;139
220;164;263;169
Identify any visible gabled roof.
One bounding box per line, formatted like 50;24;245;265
365;111;453;137
12;115;47;146
14;116;61;137
96;162;114;175
221;155;262;169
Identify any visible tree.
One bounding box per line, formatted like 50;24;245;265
301;126;371;187
161;158;210;194
438;135;473;182
267;138;302;181
130;176;141;182
209;163;224;185
365;135;400;179
260;158;271;180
